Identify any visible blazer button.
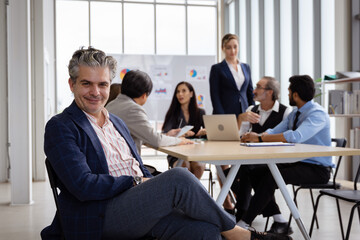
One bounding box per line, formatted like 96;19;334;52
99;213;105;218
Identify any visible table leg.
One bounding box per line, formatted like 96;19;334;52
267;163;310;240
215;164;241;206
175;159;184;167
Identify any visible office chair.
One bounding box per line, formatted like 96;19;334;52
264;138;347;231
309;160;360;240
45;158;66;240
46;159;157;240
287;138;347;228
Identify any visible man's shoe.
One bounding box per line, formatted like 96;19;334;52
249;228;293;240
235;209;245;222
266;222;293;235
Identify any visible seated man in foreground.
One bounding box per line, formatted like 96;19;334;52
41;47;291;240
238;75;332;234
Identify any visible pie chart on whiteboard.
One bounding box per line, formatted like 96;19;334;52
190;69;197;78
120;68;130;80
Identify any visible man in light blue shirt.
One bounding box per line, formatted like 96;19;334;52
238;75;331;236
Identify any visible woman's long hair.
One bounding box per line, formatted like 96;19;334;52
163;81;202;132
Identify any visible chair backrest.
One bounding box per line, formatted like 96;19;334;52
45;158;65;239
331;138;347;187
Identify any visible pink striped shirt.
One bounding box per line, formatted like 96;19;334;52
84;109;143;178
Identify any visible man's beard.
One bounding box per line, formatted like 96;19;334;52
289;95;296;106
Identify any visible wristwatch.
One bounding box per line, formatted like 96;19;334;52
133;176;143;185
258;134;263;142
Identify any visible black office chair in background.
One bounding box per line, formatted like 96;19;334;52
309;160;360;240
264;138;347;231
45;158;66;240
288;138;347;228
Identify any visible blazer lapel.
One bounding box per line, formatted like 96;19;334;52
221;60;239;90
66;101;109;173
240;63;249;90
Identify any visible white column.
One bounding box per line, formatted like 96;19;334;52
238;0;247;63
8;0;33;204
0;0;9;182
264;0;275;77
298;0;314;77
279;0;292;103
250;0;260;83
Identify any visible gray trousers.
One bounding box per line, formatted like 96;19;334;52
103;168;235;240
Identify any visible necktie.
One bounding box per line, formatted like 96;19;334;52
292;111;301;131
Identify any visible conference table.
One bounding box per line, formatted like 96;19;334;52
157;141;360;240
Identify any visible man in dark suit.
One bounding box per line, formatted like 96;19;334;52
42;47;291;240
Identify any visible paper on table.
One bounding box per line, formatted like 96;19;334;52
176;125;194;137
240;142;295;147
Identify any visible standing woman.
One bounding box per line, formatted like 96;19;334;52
209;33;254;116
162;81;207;179
209;33;254;214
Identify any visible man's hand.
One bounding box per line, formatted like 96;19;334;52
238;112;260;124
241;132;259;142
143;177;151;182
196;128;207;137
178;138;194;145
184;130;195;138
166;128;181;136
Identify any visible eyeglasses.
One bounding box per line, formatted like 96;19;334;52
255;86;271;90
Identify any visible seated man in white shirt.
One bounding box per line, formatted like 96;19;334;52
234;76;292;235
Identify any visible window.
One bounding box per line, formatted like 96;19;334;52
187;6;217;55
56;0;89;111
90;2;122;54
124;3;155;54
156;5;186;55
228;0;235;34
55;0;218;112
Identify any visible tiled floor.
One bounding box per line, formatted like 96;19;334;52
1;154;359;240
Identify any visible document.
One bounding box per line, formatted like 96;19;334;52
176;125;194;137
240;142;295;147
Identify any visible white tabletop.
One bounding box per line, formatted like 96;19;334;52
158;141;360;163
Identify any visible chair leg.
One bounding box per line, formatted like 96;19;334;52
309;193;323;237
335;198;346;240
344;202;360;240
288;185;300;228
209;168;213;197
264;216;270;232
309;189;319;229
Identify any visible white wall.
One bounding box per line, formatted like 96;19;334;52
0;0;9;182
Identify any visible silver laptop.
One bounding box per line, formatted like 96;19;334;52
203;115;240;141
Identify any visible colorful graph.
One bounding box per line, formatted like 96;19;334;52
155;72;168;77
189;69;197;78
155;88;167;94
197;94;204;108
120;68;130;80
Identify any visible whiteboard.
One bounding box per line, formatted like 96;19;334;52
111;54;216;121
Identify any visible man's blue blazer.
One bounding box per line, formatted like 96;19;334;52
209;60;254;116
41;101;152;240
